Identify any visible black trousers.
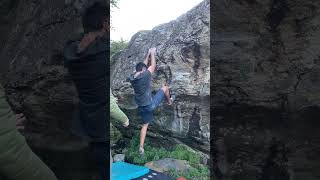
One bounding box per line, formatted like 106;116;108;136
89;142;108;180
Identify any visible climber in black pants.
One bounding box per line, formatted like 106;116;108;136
129;47;174;155
63;2;109;180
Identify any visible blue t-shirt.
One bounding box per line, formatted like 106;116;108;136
129;70;152;107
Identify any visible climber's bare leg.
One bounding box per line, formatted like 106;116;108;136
161;85;172;105
139;123;149;154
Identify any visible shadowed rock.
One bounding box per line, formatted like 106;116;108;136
0;0;107;179
212;0;320;179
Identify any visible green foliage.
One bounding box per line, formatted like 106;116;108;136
125;132;210;180
170;144;201;165
111;0;119;8
110;39;128;59
168;166;210;180
110;39;128;64
110;0;119;29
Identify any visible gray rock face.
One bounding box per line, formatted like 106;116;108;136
145;158;191;173
111;0;210;152
113;154;125;162
213;0;320;110
213;0;320;179
0;0;107;179
0;0;106;140
214;107;320;180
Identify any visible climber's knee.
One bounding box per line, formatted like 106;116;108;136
141;123;149;131
142;123;149;128
161;85;169;93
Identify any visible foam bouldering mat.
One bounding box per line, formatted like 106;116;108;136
132;169;174;180
112;161;149;180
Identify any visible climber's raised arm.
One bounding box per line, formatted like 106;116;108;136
147;47;156;74
144;50;151;66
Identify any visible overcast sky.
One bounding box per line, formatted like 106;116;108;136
111;0;203;41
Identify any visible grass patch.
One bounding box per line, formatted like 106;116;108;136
168;165;210;180
125;132;210;180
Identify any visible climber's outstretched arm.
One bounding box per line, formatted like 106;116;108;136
147;48;156;74
144;51;151;66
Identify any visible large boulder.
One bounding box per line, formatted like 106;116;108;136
213;0;320;110
213;0;320;179
1;0;108;147
0;0;107;179
111;0;210;152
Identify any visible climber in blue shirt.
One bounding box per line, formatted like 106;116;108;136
128;47;174;155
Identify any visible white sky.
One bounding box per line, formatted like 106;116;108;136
111;0;203;41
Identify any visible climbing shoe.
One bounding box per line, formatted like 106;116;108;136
139;147;145;155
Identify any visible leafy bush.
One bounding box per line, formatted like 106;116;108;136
168;166;210;180
125;132;210;180
110;39;128;59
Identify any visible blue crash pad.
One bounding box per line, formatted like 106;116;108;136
112;161;150;180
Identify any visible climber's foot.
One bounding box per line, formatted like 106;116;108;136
167;94;175;105
139;146;144;155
